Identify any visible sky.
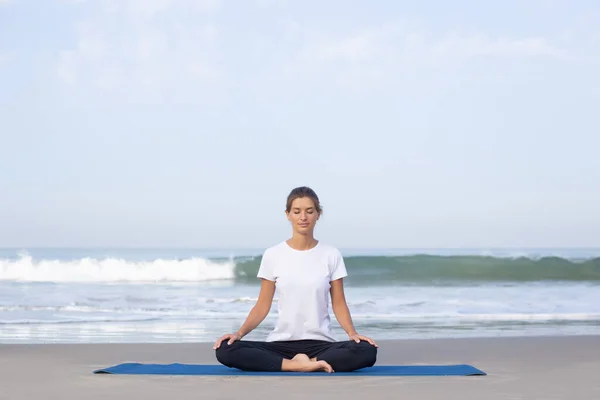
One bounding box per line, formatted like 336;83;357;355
1;0;599;249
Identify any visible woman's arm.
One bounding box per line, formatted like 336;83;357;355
213;279;276;349
330;278;358;337
330;278;378;346
235;278;276;337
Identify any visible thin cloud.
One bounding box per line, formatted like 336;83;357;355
430;34;564;60
55;0;224;105
285;26;566;89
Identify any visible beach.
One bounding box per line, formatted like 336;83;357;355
2;248;599;398
1;335;599;399
2;248;599;344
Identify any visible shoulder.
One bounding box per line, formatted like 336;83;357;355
257;242;288;279
261;241;288;259
315;243;345;266
316;242;343;256
317;243;348;279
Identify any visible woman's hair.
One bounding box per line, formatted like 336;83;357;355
285;186;322;214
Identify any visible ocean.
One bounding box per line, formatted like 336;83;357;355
1;247;599;344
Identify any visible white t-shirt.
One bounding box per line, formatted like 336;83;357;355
257;241;348;342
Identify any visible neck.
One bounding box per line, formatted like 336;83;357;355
287;234;318;250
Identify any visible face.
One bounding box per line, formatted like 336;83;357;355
286;197;320;234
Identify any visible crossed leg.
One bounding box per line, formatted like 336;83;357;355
215;340;333;372
311;340;378;372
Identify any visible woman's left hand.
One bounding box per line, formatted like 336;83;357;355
349;333;378;347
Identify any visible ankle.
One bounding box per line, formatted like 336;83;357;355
281;358;301;372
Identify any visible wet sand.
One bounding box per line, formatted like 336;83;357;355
1;335;599;399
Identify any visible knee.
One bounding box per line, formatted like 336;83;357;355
353;340;377;367
214;345;228;366
364;344;377;366
215;342;238;367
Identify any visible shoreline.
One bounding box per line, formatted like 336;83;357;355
2;335;599;399
2;332;599;344
2;331;599;346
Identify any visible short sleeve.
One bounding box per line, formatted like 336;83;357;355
257;249;276;281
330;249;348;281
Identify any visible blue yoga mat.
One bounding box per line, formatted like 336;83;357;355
93;363;486;376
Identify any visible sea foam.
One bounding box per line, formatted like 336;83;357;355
0;253;235;283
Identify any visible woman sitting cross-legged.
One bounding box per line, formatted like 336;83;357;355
213;186;378;373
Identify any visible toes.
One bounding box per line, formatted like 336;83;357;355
319;361;334;373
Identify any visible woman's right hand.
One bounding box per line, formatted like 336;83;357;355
213;332;242;350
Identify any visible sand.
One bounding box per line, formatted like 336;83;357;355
1;335;599;399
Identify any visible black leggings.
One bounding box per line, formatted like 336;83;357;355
215;339;377;372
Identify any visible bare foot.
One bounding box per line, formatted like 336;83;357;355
281;354;334;373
